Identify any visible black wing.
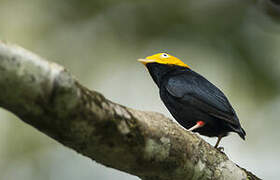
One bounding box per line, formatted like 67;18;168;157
165;72;239;126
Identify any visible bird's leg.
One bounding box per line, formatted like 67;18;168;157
214;135;223;149
188;121;205;131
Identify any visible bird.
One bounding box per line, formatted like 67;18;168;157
138;52;246;148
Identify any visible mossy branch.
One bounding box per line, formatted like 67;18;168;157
0;42;260;180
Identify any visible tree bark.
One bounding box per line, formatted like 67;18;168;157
0;42;260;180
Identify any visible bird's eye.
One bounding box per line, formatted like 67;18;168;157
161;53;169;58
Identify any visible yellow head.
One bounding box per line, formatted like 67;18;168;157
138;53;190;68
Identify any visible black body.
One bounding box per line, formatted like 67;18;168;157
146;63;246;139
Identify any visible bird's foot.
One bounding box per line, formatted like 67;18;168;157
215;146;224;152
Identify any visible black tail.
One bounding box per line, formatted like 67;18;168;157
237;127;246;140
228;122;246;140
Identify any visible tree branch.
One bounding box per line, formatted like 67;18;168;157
0;42;260;180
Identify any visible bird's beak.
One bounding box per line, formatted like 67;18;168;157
138;58;156;65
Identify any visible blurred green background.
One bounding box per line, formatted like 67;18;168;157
0;0;279;179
